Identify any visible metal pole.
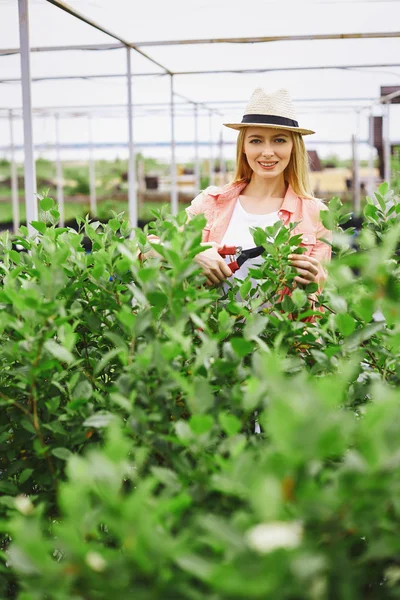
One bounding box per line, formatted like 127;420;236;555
209;111;214;186
352;132;361;215
55;113;64;226
194;103;200;194
170;74;178;215
18;0;37;231
368;110;375;200
383;101;391;184
126;47;137;227
88;116;96;216
9;110;19;233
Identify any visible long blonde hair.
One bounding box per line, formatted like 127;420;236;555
232;127;314;199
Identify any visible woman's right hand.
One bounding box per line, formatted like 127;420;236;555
194;242;233;286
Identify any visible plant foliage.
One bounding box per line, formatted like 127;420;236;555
1;184;400;599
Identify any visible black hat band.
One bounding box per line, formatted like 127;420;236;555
241;114;299;128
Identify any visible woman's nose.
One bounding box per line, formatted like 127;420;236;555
261;148;274;157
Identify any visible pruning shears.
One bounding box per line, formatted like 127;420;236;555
218;245;265;274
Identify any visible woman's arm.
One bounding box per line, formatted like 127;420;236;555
288;216;332;290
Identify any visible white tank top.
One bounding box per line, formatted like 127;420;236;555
221;197;281;282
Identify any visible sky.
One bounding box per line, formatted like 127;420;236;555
0;0;399;164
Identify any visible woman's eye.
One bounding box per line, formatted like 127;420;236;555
249;139;261;143
275;138;286;143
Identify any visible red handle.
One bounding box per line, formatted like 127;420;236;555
227;260;240;273
218;245;237;257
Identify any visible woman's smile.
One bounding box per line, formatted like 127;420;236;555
257;160;279;170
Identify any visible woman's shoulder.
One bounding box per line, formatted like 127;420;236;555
301;195;329;214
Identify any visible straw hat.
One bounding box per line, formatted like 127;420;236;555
224;88;315;136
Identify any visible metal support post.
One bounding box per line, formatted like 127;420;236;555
18;0;37;230
368;109;375;200
170;74;178;215
383;101;391;184
352;132;360;215
9;110;19;232
209;111;214;186
194;103;200;194
126;47;137;227
88;116;97;216
55;113;64;226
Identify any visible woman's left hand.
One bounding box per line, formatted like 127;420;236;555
288;254;320;286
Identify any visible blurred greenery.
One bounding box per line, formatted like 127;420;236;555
1;183;400;598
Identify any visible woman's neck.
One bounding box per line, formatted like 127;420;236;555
243;175;287;200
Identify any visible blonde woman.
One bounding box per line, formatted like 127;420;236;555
188;88;332;292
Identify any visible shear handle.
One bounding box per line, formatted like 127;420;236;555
218;245;237;257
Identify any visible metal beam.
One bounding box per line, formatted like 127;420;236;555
88;116;97;216
194;104;200;194
126;47;137;228
173;63;400;76
1;31;399;55
0;43;124;56
131;32;400;47
18;0;38;231
55;114;65;226
383;101;391;184
44;0;172;74
379;89;400;103
170;75;178;215
2;63;399;85
0;72;164;84
9;110;19;232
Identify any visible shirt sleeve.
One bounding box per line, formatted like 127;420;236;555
185;190;207;221
310;205;333;291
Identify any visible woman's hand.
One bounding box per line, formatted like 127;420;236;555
138;235;164;261
195;242;233;286
288;254;320;286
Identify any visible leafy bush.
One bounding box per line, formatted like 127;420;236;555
1;185;400;599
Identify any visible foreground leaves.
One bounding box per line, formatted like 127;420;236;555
1;184;400;599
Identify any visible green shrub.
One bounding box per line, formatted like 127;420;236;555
1;185;400;598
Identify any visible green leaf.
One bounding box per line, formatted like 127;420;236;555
73;380;93;401
108;218;120;232
0;481;18;494
378;181;389;196
189;414;214;435
281;294;296;313
40;197;55;211
31;221;46;234
364;204;379;222
92;263;105;279
147;291;168;309
239;280;252;299
94;348;121;374
44;340;74;365
19;469;34;484
83;412;117;428
219;412;241;436
9;250;21;265
52;447;73;461
336;313;356;336
291;288;307;309
230;337;254;357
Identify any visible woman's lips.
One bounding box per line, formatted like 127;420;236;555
258;161;278;170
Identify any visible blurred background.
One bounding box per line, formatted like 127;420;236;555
1;0;400;228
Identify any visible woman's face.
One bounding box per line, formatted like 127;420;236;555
243;127;293;180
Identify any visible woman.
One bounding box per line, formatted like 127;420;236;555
187;88;332;294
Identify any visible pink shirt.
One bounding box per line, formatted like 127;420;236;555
186;180;332;290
